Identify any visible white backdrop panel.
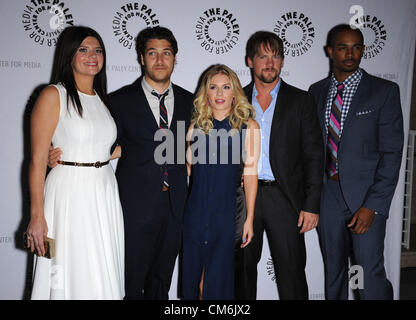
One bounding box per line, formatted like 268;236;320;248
0;0;415;300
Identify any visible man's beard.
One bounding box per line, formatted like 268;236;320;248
259;69;279;83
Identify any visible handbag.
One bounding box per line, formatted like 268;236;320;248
23;232;55;259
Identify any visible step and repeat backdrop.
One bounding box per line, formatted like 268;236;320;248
0;0;415;299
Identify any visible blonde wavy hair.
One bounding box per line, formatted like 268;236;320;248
192;64;255;134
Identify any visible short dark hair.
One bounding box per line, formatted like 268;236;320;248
135;26;178;63
326;24;364;48
246;31;284;62
51;25;108;116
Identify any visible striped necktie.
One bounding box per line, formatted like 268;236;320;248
152;90;170;130
327;83;344;177
152;90;170;188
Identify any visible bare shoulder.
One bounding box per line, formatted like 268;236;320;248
31;85;60;122
39;85;59;100
33;85;60;113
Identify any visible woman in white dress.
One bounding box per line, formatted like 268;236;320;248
25;26;124;299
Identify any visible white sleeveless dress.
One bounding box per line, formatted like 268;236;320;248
31;84;125;300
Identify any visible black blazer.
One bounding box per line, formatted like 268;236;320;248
309;70;403;218
109;77;193;221
244;80;324;214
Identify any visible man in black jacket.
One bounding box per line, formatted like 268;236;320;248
109;26;193;300
235;31;324;300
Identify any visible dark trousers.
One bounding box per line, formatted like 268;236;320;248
235;184;308;300
124;190;182;300
318;179;393;300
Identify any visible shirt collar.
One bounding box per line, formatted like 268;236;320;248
141;77;172;96
253;77;281;98
331;68;362;88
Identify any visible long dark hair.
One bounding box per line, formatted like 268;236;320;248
50;26;108;117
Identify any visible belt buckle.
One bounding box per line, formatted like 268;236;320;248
94;161;102;168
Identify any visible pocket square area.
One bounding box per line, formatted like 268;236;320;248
356;109;375;116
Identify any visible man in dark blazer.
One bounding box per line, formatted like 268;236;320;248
109;27;192;300
235;31;324;300
309;24;403;299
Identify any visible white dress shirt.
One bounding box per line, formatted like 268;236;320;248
141;77;174;127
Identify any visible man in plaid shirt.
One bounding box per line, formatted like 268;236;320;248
309;24;403;300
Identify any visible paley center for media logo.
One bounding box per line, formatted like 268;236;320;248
195;8;240;55
112;2;160;50
349;6;387;59
273;11;315;57
22;0;74;47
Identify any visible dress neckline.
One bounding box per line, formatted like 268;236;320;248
77;90;97;97
213;115;229;123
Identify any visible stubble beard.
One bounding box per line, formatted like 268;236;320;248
147;68;173;84
259;69;279;84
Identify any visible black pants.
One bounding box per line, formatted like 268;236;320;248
235;184;308;300
124;190;182;300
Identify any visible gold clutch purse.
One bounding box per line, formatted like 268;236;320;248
23;233;55;259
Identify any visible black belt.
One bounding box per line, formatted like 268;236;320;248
57;160;110;168
258;179;278;186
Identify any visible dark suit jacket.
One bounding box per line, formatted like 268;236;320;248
109;77;193;223
244;80;324;214
309;70;404;218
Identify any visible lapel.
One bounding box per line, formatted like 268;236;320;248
134;77;160;130
341;71;368;133
244;83;254;104
317;79;331;136
170;84;182;133
269;80;289;148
